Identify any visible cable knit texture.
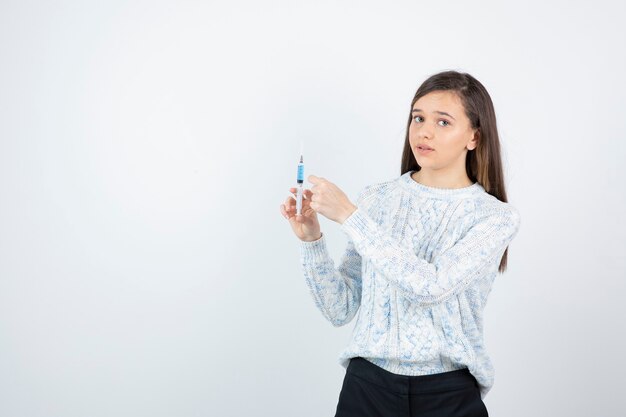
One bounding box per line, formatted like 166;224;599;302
299;170;521;399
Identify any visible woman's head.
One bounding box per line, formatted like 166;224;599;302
400;70;511;272
408;90;479;182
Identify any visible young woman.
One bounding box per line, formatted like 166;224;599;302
279;70;521;417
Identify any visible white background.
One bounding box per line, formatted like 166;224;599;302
1;1;625;416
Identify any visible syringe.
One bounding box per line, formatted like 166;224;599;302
296;148;304;216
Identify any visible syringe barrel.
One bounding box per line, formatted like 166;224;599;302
296;184;303;215
296;162;304;183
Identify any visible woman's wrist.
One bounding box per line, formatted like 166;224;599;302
301;232;323;242
339;204;358;224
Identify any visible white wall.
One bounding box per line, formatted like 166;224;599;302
1;0;625;416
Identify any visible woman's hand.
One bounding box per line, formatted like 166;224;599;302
279;175;357;242
280;187;322;242
306;175;357;224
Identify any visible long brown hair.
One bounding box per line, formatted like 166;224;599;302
400;70;512;273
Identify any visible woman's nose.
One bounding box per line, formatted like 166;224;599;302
416;126;433;139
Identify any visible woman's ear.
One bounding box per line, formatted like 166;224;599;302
467;129;480;151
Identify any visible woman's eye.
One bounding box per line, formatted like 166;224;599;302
413;116;450;126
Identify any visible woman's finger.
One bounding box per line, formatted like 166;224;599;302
280;204;289;219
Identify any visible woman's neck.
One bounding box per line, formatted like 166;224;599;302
411;170;474;189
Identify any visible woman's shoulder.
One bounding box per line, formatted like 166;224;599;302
472;192;521;228
353;176;520;228
355;177;399;205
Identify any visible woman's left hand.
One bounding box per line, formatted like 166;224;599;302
307;175;357;224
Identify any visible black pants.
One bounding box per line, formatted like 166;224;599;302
334;357;488;417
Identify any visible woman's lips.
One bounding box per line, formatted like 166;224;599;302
416;146;434;155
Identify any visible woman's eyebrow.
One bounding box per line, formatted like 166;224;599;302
412;108;456;120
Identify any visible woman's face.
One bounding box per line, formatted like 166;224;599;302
409;90;478;171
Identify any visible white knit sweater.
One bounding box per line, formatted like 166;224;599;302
299;170;521;399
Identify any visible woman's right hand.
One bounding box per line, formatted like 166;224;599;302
280;187;322;242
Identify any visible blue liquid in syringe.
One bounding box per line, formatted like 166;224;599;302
295;155;304;215
297;156;304;183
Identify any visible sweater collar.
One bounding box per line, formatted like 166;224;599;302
400;170;485;199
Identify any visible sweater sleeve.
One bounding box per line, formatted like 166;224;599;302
299;234;362;327
339;203;521;306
